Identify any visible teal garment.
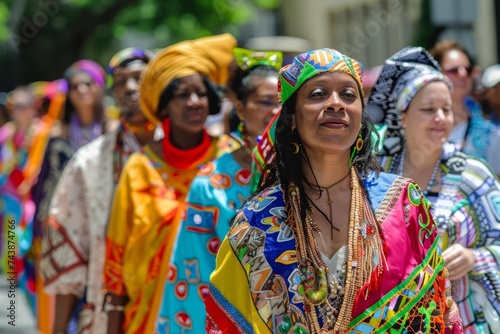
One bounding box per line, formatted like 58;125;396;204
155;151;251;333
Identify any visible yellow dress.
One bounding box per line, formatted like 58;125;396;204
103;136;233;334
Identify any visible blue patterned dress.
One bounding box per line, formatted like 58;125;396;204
155;150;251;333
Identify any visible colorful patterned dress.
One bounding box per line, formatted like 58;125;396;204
40;124;141;334
103;137;227;334
381;143;500;334
206;172;462;333
156;148;251;333
0;118;54;321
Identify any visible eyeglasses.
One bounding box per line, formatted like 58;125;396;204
69;81;94;91
443;66;473;76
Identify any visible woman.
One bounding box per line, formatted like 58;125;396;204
155;47;282;333
429;39;495;161
206;48;462;333
369;46;500;333
102;34;237;334
40;48;155;334
0;86;57;329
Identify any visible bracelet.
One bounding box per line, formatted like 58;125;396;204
103;303;125;313
103;292;126;313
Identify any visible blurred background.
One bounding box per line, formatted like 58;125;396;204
0;0;498;91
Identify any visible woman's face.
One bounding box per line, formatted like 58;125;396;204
440;49;473;100
8;90;36;129
401;81;453;152
239;75;279;141
294;72;363;157
166;74;210;133
68;72;102;111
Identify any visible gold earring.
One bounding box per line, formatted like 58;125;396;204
291;142;300;154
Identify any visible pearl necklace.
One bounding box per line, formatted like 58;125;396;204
396;148;440;195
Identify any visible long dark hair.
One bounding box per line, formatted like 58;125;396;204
63;73;104;125
256;91;380;222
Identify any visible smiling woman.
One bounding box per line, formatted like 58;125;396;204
101;33;237;334
205;48;463;333
372;46;500;333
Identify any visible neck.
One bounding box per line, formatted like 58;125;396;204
76;107;95;126
133;131;155;146
301;152;351;189
402;143;441;176
169;127;204;149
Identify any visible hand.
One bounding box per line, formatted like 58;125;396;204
442;243;475;281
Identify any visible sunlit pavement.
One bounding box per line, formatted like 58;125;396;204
0;275;37;334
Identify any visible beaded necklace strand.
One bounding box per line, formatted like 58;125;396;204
396;147;440;195
305;170;351;238
289;167;387;333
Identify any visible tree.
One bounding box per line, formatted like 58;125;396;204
0;0;279;91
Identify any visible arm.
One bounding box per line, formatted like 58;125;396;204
52;295;78;334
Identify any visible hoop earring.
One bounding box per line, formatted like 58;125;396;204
291;142;300;154
349;133;364;166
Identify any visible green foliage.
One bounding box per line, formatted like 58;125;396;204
1;0;280;90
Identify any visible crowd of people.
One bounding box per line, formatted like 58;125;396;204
1;33;500;333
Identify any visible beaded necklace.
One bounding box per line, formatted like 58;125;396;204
229;122;254;158
395;147;440;195
123;120;155;134
304;170;351;238
289;167;387;332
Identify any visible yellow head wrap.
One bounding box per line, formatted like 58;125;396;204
139;33;237;125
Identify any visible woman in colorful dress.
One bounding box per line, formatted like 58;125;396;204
102;34;237;334
27;60;107;332
155;47;282;333
0;86;40;281
370;46;500;333
0;86;58;332
40;48;156;334
206;48;463;333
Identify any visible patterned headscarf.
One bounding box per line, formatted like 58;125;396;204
139;33;237;125
63;59;106;88
366;46;452;155
107;47;155;87
278;48;364;105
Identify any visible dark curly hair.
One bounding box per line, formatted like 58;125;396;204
255;89;380;222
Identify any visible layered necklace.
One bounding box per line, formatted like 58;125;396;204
289;167;387;333
393;147;441;195
305;170;351;239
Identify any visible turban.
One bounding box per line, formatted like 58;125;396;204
278;48;364;105
107;47;155;87
139;33;237;125
366;46;452;155
64;59;106;88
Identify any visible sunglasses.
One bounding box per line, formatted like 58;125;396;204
69;81;94;91
443;66;473;76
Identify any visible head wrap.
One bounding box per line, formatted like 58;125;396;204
139;33;237;125
233;47;283;72
63;59;106;88
106;47;155;87
278;48;364;105
366;46;452;155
